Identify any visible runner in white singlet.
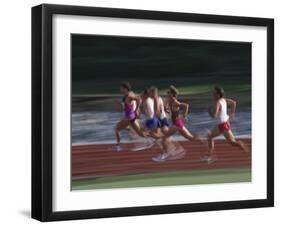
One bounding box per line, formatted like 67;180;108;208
149;87;169;133
217;98;229;123
141;89;161;139
205;86;249;163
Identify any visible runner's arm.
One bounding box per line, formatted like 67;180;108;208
174;99;189;117
154;97;161;117
135;96;141;113
163;98;170;114
210;101;220;118
226;98;237;120
128;92;141;112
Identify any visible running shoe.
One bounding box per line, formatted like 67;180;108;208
152;153;170;162
201;156;217;164
113;144;122;152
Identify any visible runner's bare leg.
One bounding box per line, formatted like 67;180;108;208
223;129;249;153
162;126;178;153
207;127;221;157
115;120;131;144
130;120;147;138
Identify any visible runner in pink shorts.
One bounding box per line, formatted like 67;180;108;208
160;85;202;159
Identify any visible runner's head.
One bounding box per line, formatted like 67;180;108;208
213;86;225;100
119;82;131;95
168;85;179;98
149;86;158;98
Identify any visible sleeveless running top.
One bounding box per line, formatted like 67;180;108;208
169;100;180;124
154;96;166;119
122;94;137;120
169;99;185;128
124;101;136;112
218;98;229;123
144;97;155;119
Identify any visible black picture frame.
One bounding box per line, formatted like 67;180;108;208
32;3;274;222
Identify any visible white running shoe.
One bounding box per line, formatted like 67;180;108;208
113;144;122;152
152;153;169;162
207;156;217;164
201;156;217;164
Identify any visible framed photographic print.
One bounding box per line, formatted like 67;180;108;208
32;4;274;221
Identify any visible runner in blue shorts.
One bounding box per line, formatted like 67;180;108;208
149;86;181;162
141;89;162;139
149;86;169;134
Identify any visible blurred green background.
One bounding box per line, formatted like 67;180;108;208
72;35;251;94
71;34;251;112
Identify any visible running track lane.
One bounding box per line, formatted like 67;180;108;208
72;139;251;180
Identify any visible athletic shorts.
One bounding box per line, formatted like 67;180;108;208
218;121;231;133
174;118;185;129
145;118;159;129
158;118;169;128
124;110;136;121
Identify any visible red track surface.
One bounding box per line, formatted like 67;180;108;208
72;139;251;180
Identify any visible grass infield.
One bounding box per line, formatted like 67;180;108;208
72;168;251;190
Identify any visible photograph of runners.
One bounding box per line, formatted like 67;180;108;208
71;34;251;190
